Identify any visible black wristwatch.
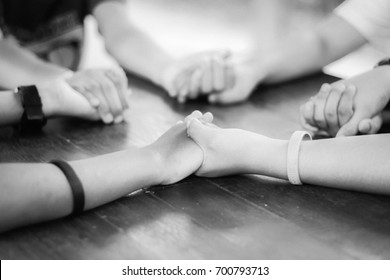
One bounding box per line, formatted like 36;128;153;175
15;85;47;131
375;57;390;68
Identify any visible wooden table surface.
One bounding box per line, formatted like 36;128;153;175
1;0;390;260
1;73;390;260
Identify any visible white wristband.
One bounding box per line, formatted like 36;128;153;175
287;131;312;185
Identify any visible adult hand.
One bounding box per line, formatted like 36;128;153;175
66;68;131;124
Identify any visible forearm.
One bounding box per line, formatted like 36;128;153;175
247;133;390;195
107;30;173;85
0;40;70;89
0;90;24;126
258;14;367;84
0;85;57;127
299;135;390;194
94;2;174;85
0;148;161;232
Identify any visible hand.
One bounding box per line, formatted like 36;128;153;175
300;83;357;137
66;68;131;124
185;114;271;177
38;79;101;121
207;55;261;104
161;50;233;103
301;67;390;137
148;111;213;185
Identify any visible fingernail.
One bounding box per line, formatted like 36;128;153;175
114;115;124;124
104;114;114;124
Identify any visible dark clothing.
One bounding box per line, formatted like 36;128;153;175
0;0;121;69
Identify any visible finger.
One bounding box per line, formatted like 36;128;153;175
337;84;356;127
105;68;129;111
358;114;383;135
358;119;372;134
170;72;187;98
336;115;361;137
82;79;113;124
95;75;125;123
188;68;202;99
368;114;383;134
299;104;319;134
224;59;235;91
211;56;225;92
324;83;346;136
201;112;214;123
184;110;203;123
201;57;213;94
301;99;317;128
177;81;190;104
123;88;132;123
72;85;100;107
313;83;331;130
186;118;211;143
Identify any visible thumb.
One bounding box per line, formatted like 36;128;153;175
358;114;383;135
208;87;243;104
186;118;210;144
336;115;361;137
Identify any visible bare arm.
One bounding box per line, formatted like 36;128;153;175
0;148;159;232
0;40;70;89
0;120;204;233
93;1;173;86
246;134;390;195
209;14;369;104
258;14;368;84
187;118;390;195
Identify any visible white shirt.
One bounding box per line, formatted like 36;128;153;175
335;0;390;53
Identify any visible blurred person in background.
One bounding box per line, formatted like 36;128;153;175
195;0;390;138
0;0;232;114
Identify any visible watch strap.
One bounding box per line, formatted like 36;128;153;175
17;85;47;131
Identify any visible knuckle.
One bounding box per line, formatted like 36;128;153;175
89;83;99;92
325;109;335;120
338;105;352;117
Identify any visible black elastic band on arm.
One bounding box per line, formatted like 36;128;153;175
50;160;85;216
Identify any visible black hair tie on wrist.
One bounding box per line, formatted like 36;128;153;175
50;160;85;216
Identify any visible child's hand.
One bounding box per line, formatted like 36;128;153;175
301;67;390;137
206;55;261;104
185;113;271;177
148;111;213;185
300;83;356;137
161;50;233;103
38;80;100;121
66;68;131;124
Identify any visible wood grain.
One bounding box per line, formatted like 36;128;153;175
1;0;389;260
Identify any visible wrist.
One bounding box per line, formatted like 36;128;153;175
141;146;167;186
35;83;57;118
249;135;289;180
376;66;390;98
